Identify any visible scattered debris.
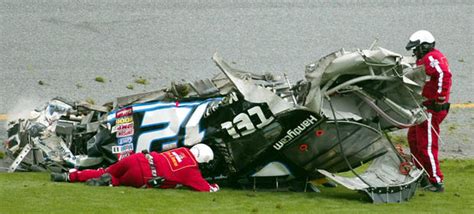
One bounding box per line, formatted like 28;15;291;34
26;64;34;72
85;98;95;105
95;76;105;83
447;123;457;134
135;77;148;85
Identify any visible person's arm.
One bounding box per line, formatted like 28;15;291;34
424;54;451;103
181;169;219;192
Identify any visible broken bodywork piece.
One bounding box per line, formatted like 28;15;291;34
5;47;427;203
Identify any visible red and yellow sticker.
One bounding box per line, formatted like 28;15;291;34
161;148;197;172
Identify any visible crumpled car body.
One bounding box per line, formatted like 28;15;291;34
5;47;427;203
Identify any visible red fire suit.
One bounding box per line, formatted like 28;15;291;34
68;147;219;192
407;48;452;185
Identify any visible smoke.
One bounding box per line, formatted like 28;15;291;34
6;96;49;123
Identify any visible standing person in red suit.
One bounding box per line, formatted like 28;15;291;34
405;30;452;192
51;144;219;192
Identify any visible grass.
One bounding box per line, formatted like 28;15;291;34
386;133;409;147
1;159;473;213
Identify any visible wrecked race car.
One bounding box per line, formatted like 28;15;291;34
5;47;428;203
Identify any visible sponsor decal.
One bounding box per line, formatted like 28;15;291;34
117;123;134;137
118;151;134;160
117;136;133;145
119;153;130;160
171;151;184;163
116;107;133;118
116;116;133;125
117;123;133;130
112;143;134;154
117;129;134;138
162;149;197;172
166;151;184;167
273;115;318;150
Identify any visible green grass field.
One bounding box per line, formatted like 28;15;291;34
1;159;473;214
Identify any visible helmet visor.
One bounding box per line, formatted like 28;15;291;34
406;40;420;50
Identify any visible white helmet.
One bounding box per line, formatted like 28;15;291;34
190;144;214;163
406;30;435;50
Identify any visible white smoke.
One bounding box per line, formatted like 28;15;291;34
6;96;49;123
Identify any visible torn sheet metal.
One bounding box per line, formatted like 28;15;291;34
319;149;423;203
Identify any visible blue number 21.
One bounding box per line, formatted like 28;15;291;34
134;100;212;152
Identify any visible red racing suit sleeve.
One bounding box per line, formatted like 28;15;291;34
417;49;452;103
157;168;218;192
176;168;219;192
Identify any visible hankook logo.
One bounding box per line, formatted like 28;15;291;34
273;115;318;150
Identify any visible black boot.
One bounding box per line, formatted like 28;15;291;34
419;175;430;188
50;172;69;182
85;173;112;186
424;182;444;193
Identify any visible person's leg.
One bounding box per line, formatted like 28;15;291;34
83;154;145;186
105;155;131;186
407;124;432;187
417;111;447;192
424;111;448;184
415;114;431;175
68;168;107;182
81;154;142;186
407;126;422;168
106;153;151;187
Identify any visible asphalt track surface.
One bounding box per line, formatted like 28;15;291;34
0;1;473;167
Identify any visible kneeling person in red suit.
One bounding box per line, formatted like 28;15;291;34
51;144;219;192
